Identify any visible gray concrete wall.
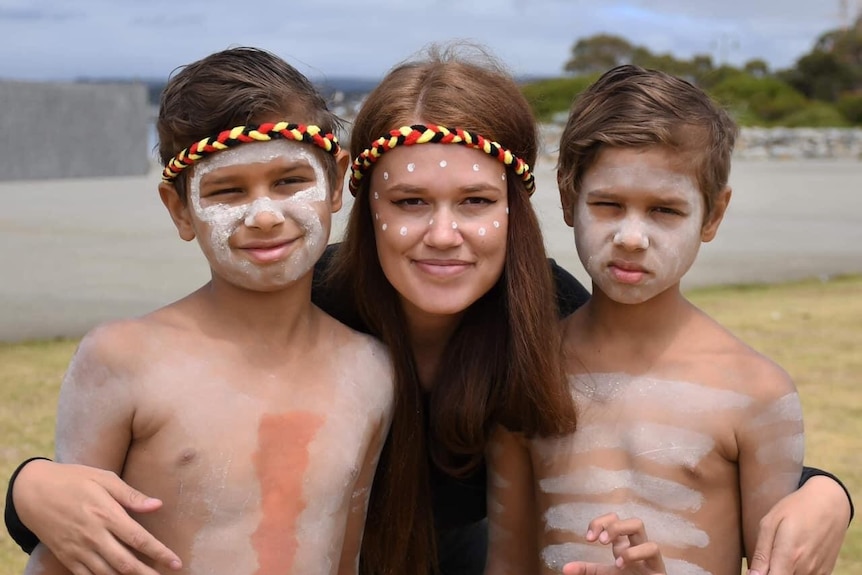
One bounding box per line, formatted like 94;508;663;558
0;81;151;181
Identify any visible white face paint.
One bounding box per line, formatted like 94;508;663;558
368;144;509;321
574;147;706;304
188;140;332;291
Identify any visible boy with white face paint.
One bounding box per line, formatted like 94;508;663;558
486;65;814;575
22;47;395;575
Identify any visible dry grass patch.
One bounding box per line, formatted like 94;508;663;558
688;275;861;574
0;276;859;574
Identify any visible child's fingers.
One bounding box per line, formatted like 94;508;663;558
584;512;621;543
616;540;666;573
601;516;647;544
562;561;616;575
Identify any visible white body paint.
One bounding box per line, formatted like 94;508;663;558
189;141;330;291
540;467;704;511
545;501;710;548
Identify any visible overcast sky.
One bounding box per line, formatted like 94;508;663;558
0;0;857;83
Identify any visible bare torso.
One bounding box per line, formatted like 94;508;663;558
50;295;394;575
530;308;802;575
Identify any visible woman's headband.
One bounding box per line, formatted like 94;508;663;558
349;124;535;196
161;122;340;182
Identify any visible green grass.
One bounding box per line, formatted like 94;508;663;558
0;277;859;573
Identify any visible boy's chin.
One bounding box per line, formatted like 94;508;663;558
594;281;676;306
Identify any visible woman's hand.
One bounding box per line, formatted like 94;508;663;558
563;513;666;575
13;459;182;575
747;475;850;575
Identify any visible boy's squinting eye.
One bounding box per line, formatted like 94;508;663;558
275;176;312;187
204;187;242;198
653;206;684;216
588;201;621;209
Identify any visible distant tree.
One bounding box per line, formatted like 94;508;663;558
564;34;636;74
743;59;770;78
782;50;857;101
689;54;717;83
781;15;862;102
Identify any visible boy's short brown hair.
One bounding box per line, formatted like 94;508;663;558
157;46;343;201
557;64;738;220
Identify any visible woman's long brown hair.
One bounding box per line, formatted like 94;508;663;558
327;43;578;575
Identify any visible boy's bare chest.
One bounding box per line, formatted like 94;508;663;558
123;351;384;516
533;372;748;492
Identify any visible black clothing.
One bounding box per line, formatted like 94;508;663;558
3;249;854;575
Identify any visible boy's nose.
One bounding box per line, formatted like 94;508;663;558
612;219;650;251
244;197;286;230
423;210;463;249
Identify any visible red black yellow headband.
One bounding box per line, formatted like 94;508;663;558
162;122;340;182
349;124;535;196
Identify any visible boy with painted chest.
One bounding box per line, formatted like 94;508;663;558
486;65;804;575
24;47;394;575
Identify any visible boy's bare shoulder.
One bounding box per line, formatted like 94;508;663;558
73;304;198;374
318;311;394;400
686;308;796;399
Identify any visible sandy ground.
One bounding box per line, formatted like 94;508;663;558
1;159;861;342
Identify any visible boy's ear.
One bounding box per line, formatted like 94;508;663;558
158;182;196;242
701;186;732;242
557;171;575;228
330;149;349;214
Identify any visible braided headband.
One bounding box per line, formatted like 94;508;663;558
162;122;340;182
349;124;535;196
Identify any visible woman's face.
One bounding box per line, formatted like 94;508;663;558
368;144;509;324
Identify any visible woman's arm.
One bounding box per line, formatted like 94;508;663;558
484;426;540;575
6;458;181;574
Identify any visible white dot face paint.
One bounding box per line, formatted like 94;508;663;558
188;140;333;291
367;143;510;320
472;164;479;172
383;172;389;180
574;146;706;305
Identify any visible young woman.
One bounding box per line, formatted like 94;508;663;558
5;45;853;575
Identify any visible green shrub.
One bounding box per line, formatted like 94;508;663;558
521;75;600;122
836;93;862;125
778;102;851;127
710;74;808;125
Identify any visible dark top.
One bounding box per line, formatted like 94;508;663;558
4;248;854;575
